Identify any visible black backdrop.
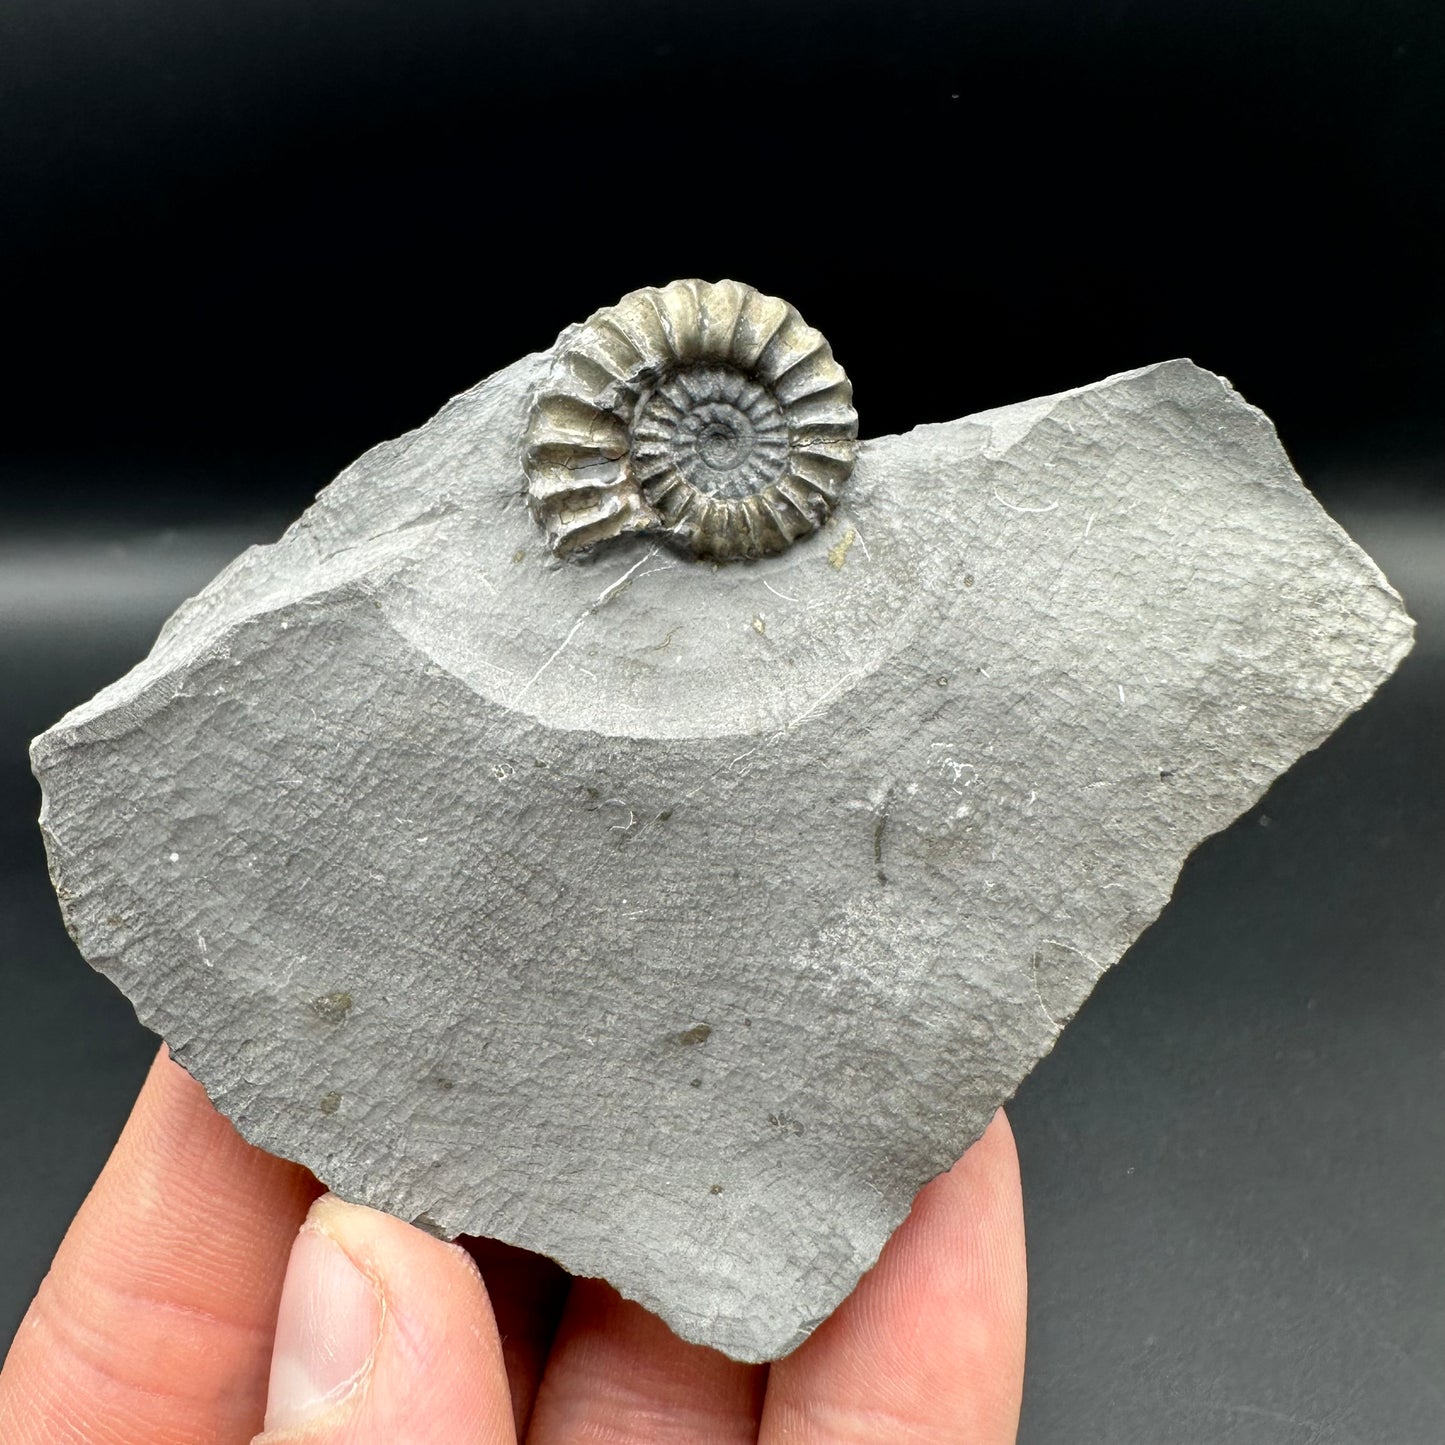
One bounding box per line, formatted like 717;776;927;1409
4;0;1442;514
2;3;1442;1441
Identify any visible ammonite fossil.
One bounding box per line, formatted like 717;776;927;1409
523;280;858;562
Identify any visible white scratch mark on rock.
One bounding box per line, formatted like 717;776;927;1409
510;614;590;707
1030;949;1063;1033
785;671;864;734
510;548;666;707
993;490;1059;515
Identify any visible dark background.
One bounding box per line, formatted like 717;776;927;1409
2;1;1441;1440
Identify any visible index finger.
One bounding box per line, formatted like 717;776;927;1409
0;1044;321;1443
759;1109;1027;1443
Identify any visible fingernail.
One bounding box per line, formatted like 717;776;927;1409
264;1219;382;1431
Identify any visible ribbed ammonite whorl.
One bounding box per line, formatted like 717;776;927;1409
523;280;858;562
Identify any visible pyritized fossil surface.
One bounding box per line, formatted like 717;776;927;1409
32;294;1413;1360
524;280;857;561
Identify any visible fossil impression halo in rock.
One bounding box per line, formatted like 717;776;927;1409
32;280;1413;1361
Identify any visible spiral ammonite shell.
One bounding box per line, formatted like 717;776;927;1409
523;280;858;562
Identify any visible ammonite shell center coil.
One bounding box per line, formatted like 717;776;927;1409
523;280;859;562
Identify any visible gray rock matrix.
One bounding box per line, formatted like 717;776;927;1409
32;350;1413;1361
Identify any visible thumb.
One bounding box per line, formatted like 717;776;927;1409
254;1195;516;1445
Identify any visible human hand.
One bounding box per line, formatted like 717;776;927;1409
0;1046;1026;1443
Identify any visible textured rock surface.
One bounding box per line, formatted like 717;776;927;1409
32;352;1413;1360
